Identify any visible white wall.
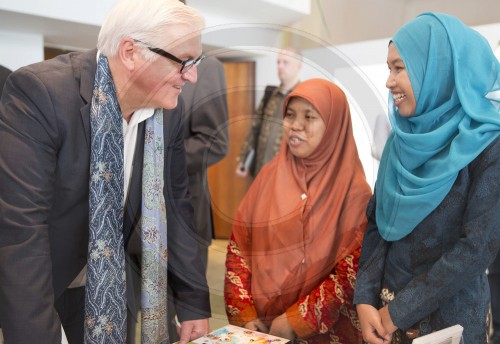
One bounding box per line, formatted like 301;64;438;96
0;30;43;71
0;0;310;70
0;0;113;26
474;22;500;49
0;0;113;69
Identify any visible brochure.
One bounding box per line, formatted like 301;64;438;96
188;324;290;344
412;324;463;344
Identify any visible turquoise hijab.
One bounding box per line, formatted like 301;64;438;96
376;13;500;241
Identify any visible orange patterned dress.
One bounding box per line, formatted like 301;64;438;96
224;234;363;344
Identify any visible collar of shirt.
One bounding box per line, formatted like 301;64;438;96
123;108;156;202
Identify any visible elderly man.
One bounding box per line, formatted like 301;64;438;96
0;0;210;343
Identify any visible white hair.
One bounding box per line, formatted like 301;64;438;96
97;0;205;58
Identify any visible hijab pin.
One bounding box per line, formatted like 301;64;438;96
301;193;307;201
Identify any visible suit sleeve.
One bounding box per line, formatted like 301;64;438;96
353;194;389;307
164;103;211;321
0;69;62;343
184;59;229;174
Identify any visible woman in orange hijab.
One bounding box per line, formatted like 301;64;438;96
224;78;372;343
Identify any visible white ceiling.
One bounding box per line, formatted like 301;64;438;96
1;0;499;54
0;0;310;53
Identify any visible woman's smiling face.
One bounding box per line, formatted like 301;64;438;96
386;43;417;117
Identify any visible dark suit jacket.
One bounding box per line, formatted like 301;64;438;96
181;56;228;250
0;64;11;98
0;49;210;343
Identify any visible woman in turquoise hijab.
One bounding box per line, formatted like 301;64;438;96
354;13;500;344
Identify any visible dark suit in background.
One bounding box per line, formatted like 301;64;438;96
0;49;210;343
181;55;229;268
0;65;12;97
164;56;229;343
0;64;9;343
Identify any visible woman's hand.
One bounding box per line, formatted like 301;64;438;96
379;305;398;335
356;304;392;344
269;313;296;341
244;318;269;333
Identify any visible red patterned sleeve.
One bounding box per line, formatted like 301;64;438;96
224;233;258;326
286;246;361;339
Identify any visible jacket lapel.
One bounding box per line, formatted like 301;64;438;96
74;49;144;248
77;49;98;147
123;122;146;250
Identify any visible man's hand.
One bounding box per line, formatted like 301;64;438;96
177;319;209;344
269;313;295;341
244;318;269;333
356;304;392;344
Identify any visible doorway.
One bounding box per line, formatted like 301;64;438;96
208;61;255;239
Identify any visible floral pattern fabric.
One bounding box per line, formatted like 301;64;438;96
141;110;169;344
84;53;127;343
224;235;363;344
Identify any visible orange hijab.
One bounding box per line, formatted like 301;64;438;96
232;78;372;321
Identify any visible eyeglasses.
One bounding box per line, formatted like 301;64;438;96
135;39;205;74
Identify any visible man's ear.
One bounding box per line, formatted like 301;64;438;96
116;38;138;72
296;60;303;72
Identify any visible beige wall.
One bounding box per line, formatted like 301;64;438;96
290;0;500;49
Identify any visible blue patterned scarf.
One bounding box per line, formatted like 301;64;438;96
85;53;168;343
85;54;127;343
140;109;168;343
376;13;500;241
